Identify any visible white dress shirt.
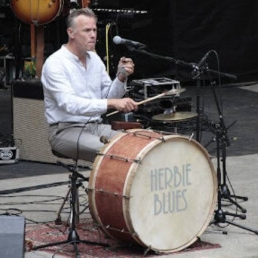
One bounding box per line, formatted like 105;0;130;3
41;45;126;125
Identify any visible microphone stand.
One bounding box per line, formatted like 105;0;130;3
208;80;258;234
210;124;258;234
190;65;203;142
187;62;258;234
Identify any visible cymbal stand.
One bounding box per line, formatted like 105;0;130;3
194;77;202;142
210;82;258;234
32;161;109;257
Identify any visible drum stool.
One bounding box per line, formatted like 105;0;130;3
51;149;89;225
32;149;101;256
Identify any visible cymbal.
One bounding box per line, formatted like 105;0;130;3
166;88;186;95
152;112;197;122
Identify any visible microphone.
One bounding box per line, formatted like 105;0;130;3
113;36;146;49
191;51;211;78
197;51;211;69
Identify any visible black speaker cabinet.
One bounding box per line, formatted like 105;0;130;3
0;216;25;258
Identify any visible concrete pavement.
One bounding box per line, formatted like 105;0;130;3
0;153;257;257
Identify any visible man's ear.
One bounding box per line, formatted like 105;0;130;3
67;28;75;39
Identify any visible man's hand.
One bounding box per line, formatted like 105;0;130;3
107;98;138;113
116;57;135;82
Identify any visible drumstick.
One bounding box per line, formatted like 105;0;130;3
106;89;182;117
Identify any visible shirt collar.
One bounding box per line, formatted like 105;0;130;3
61;44;91;62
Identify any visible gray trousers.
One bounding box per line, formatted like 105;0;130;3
48;122;119;163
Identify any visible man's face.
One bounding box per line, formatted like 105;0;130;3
68;15;97;52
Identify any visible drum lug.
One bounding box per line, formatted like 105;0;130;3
96;152;142;164
122;194;131;199
105;225;132;235
144;246;152;256
87;186;94;191
188;133;194;141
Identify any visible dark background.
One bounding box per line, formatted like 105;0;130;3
1;0;258;83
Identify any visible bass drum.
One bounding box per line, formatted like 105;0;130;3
88;129;217;253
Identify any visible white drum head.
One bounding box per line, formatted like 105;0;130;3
124;135;216;252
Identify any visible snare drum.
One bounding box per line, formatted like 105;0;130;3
88;129;217;253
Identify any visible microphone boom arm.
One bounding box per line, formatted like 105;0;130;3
127;48;237;80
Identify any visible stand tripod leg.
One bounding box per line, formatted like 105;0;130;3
55;172;88;225
231;194;248;201
55;187;71;225
225;220;258;235
220;184;247;213
212;208;258;235
55;181;81;225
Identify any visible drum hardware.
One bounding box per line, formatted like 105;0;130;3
188;133;195;141
177;50;258;233
210;124;258;234
123;47;236;141
151;129;178;136
158;48;255;233
206;81;258;234
129;129;165;140
97;152;141;163
88;187;131;199
105;225;133;235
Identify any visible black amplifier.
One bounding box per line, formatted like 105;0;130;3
129;77;181;99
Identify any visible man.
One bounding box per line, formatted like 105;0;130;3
41;8;138;162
